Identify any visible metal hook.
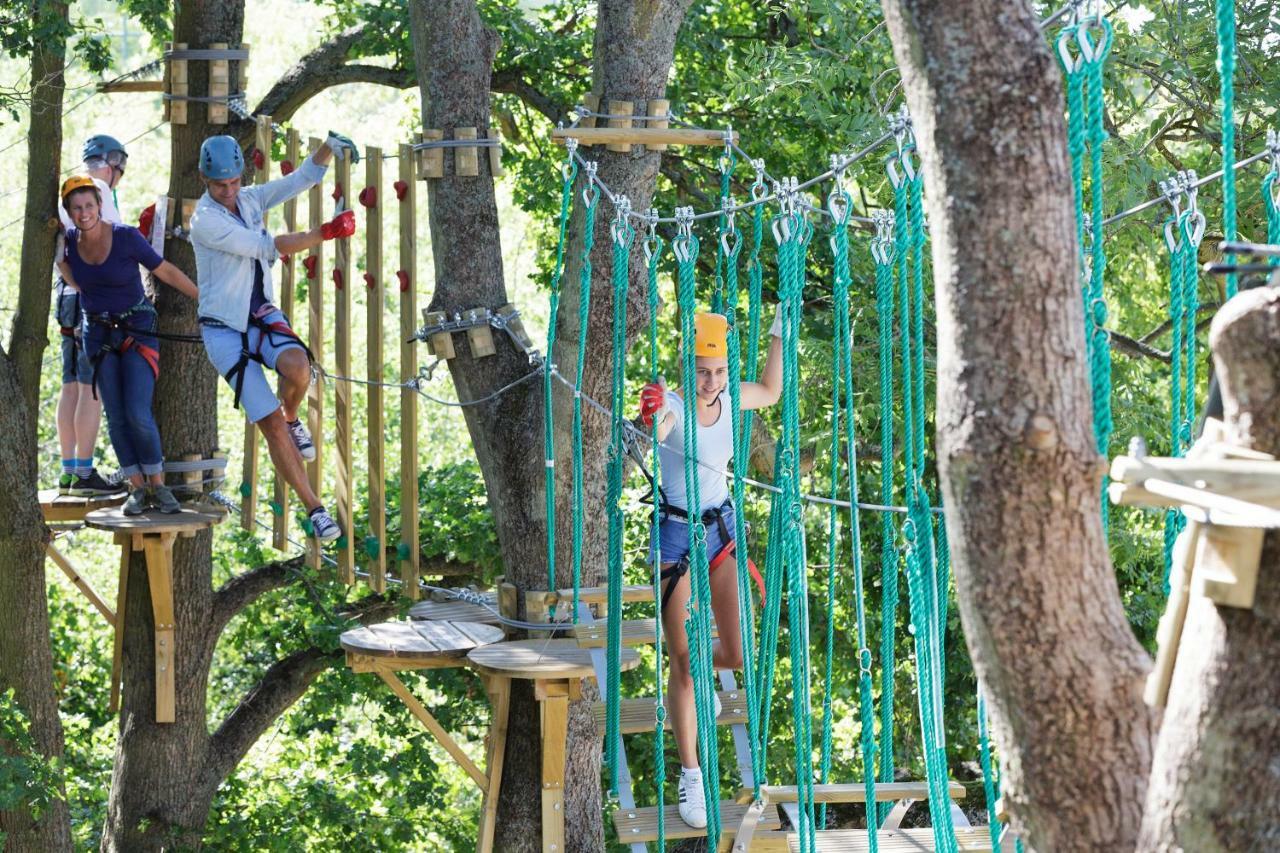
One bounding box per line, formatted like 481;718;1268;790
581;160;598;205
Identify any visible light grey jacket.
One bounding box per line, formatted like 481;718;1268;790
190;156;326;331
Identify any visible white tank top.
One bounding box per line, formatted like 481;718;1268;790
656;390;734;514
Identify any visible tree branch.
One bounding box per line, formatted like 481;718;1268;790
491;67;569;126
201;593;400;792
210;555;304;635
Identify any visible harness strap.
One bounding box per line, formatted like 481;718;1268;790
85;304;158;400
205;313;313;410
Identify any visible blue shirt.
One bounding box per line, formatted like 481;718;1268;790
230;208;270;316
63;224;163;315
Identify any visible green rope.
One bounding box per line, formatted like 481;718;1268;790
570;167;601;620
740;169;768;455
712;147;738;314
642;214;668;847
603;202;634;795
1264;162;1280;252
1216;0;1238;297
673;211;722;848
542;150;579;599
977;688;1002;852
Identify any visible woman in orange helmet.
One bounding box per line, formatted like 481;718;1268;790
635;309;782;828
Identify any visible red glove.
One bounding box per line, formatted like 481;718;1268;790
138;203;156;240
319;209;355;240
638;381;669;428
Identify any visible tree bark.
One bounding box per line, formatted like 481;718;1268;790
1138;285;1280;850
0;2;74;848
877;1;1154;849
405;0;691;848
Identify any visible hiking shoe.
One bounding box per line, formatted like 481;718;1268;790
70;469;125;497
308;507;341;543
287;419;316;462
154;484;181;514
58;472;75;495
104;469;128;490
677;770;708;829
122;488;148;516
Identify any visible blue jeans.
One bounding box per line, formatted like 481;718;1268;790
83;306;163;478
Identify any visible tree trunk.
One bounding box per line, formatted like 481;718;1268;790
405;0;691;848
101;1;243;848
1138;286;1280;850
877;1;1154;849
0;2;74;848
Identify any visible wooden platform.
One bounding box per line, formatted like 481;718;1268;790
39;489;124;522
85;504;226;534
549;583;654;606
572;617;718;649
593;689;748;735
612;800;781;843
468;638;640;681
342;620;504;672
408;597;501;625
762;781;966;805
746;826;994;852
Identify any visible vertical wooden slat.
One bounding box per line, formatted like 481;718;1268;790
647;98;670;153
208;42;229;125
365;147;387;593
422;130;444;179
273;129;301;552
240;115;272;533
398;145;420;599
455;127;478;177
334;153;354;584
306;137;326;572
606;100;634;153
168;43;188;125
487;128;504;178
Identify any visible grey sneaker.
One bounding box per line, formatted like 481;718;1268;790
308;507;341;542
287;419;317;462
154;484;181;514
123;488;148;516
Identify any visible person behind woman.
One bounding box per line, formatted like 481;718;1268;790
635;310;782;828
60;176;199;515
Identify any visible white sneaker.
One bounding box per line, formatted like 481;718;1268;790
309;507;341;542
287;418;317;462
678;771;708;829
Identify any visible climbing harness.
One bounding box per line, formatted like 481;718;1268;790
84;301;162;399
200;307;313;411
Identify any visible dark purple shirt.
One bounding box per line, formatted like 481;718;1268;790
63;223;163;314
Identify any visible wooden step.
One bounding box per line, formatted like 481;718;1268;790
613;800;780;844
573;617;718;648
747;826;994;852
549;583;654;606
593;689;748;736
761;780;966;804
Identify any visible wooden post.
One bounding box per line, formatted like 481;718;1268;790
539;683;570;851
365;147;387;594
455;127;479;177
581;93;601;131
240;114;272;533
208;42;229;124
487;128;504;178
478;675;512;853
166;42;188;125
646;98;670;153
306;137;326;571
109;532;132;713
334;152;355;584
422;130;444;179
606;100;634;153
274;129;301;552
398;145;420;599
143;534;177;723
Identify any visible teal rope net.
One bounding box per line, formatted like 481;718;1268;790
1216;0;1239;297
570;165;601;620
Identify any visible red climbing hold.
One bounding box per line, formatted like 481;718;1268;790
358;187;377;209
252;148;265;170
280;160;295;176
396;270;410;293
332;269;344;290
394;180;408;201
363;272;376;289
279;254;291;265
303;256;318;279
332;182;344;202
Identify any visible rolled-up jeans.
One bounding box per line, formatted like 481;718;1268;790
82;304;163;478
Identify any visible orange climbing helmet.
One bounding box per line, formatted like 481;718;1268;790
60;174;98;200
694;312;728;358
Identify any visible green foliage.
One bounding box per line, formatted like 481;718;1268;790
0;688;64;828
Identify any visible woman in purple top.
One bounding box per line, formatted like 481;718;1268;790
60;176;199;515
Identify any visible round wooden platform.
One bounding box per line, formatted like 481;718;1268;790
85;504;225;534
341;620;504;662
408;597;501;625
467;638;641;681
39;489;125;522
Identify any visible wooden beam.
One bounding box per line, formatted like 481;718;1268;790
97;80;164;93
365;146;387;594
398;144;420;599
208;42;229;124
240;115;272;534
377;670;488;788
334;151;355;584
552;127;737;147
273;129;301;552
306;137;326;572
109;532;131;712
143;533;177;723
46;544;114;625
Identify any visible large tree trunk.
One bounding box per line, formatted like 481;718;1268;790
877;1;1154;849
406;0;691;847
0;2;74;849
101;1;242;848
1138;286;1280;850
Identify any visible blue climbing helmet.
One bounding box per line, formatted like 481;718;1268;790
199;135;245;180
82;134;127;165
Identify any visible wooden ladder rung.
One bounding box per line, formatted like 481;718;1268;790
761;780;967;804
573;617;718;649
612;800;780;844
592;689;748;736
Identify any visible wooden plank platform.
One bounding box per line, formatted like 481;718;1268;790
39;489;124;522
85;505;225;534
761;781;966;804
750;826;993;852
409;597;500;625
573;617;718;649
341;620;504;667
612;800;780;843
468;638;640;681
546;583;654;606
593;689;748;736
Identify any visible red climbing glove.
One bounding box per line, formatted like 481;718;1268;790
319;209;355;240
138;203;156;240
637;380;669;428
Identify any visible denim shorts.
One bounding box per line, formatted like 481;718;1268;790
201;308;305;423
653;503;736;567
60;333;93;384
